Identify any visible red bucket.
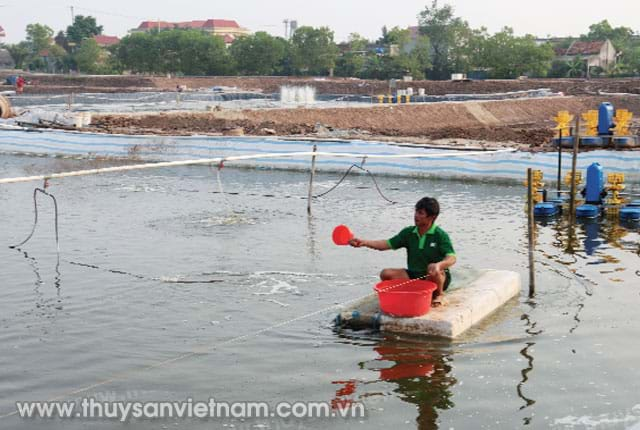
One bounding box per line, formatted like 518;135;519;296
374;279;438;317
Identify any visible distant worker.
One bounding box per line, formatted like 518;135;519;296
349;197;456;306
15;76;25;94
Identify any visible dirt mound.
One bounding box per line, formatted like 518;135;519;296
90;95;639;147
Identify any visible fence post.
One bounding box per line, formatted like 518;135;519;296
307;145;317;215
569;117;581;222
527;168;536;297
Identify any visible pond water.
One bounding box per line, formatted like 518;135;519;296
1;154;639;429
6;91;373;114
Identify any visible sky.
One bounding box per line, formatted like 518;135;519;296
0;0;639;44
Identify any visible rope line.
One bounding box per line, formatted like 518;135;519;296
9;187;59;252
313;163;396;204
0;149;517;185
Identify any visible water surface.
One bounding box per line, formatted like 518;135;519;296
1;154;639;429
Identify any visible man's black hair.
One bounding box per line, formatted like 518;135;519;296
415;197;440;218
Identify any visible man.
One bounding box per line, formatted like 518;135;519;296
349;197;456;306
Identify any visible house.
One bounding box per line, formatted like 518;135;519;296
93;35;121;48
557;39;617;70
131;19;249;44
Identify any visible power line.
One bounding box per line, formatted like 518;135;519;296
71;5;147;21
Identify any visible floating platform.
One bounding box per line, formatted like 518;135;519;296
335;270;521;339
553;135;638;148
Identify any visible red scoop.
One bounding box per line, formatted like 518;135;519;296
332;225;354;246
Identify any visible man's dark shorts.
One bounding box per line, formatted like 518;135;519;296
406;269;451;291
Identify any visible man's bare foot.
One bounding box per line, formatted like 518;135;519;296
432;295;448;308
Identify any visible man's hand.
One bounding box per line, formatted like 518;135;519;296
427;262;442;277
349;238;364;248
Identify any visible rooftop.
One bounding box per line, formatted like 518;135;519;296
565;40;607;56
93;35;121;46
136;19;241;30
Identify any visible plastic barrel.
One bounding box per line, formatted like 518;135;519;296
576;204;599;218
534;203;559;217
620;207;640;221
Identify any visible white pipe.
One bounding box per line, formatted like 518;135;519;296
0;148;516;185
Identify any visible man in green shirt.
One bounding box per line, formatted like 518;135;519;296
349;197;456;306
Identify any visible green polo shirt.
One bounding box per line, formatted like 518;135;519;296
387;224;456;275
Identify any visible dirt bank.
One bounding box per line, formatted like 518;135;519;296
90;95;640;148
1;72;640;96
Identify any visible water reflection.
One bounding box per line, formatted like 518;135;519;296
331;335;456;429
14;248;64;321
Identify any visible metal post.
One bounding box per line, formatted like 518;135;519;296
527;168;536;297
557;128;563;198
307;145;317;215
569;117;580;222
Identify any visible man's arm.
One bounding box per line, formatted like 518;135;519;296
428;255;457;275
349;238;391;251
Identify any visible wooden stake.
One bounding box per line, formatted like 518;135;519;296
307;145;317;215
557;128;563;198
527;168;536;297
568;117;581;222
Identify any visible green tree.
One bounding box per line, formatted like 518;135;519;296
618;46;640;75
74;38;102;73
230;32;288;75
334;33;369;77
384;26;411;47
549;59;571;78
46;44;69;73
582;20;634;51
116;32;160;73
67;15;103;46
54;30;71;53
290;26;339;75
418;0;471;79
347;33;369;52
566;56;586;77
25;23;54;55
5;42;31;69
117;30;233;75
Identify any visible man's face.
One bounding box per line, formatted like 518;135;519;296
414;209;434;228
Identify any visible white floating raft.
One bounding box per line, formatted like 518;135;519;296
335;269;521;339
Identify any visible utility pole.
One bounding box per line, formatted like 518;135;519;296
70;5;75;23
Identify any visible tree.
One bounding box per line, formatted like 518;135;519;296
474;28;554;78
116;29;233;75
74;38;102;73
290;26;339;75
418;0;471;79
230;32;288;75
25;23;54;55
5;42;31;69
566;56;586;77
618;46;640;75
334;33;369;78
582;20;634;51
67;15;103;46
347;33;369;52
46;44;69;73
54;30;71;53
384;26;411;47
